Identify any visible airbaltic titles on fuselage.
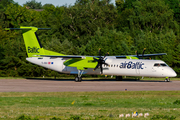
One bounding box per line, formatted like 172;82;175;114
119;61;144;69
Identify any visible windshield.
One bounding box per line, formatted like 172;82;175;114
154;63;168;67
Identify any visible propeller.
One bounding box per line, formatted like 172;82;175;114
93;48;109;74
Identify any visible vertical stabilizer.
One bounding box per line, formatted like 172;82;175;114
21;26;43;57
6;26;64;57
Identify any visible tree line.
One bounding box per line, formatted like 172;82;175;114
0;0;180;77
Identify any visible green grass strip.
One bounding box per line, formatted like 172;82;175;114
0;91;180;119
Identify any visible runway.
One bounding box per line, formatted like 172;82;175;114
0;79;180;92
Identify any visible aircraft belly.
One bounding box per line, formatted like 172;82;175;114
102;67;156;77
107;68;137;76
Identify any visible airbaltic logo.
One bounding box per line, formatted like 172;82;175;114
120;61;144;69
28;46;39;53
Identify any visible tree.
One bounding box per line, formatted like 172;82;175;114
23;0;42;9
0;0;16;9
115;0;124;13
163;0;180;22
4;3;41;28
61;0;117;47
116;0;178;35
42;3;55;9
79;28;133;56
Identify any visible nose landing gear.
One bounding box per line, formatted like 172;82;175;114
165;77;170;82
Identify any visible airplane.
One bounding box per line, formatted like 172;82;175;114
5;26;177;82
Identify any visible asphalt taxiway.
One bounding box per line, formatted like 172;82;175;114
0;79;179;92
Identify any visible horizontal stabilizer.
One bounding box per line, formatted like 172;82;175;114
5;28;51;30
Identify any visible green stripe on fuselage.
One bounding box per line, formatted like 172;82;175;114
63;57;97;70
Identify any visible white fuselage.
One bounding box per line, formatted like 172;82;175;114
26;57;177;77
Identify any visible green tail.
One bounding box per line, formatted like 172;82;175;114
6;26;64;57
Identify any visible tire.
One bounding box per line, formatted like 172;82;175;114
79;77;82;82
75;77;79;82
116;76;123;81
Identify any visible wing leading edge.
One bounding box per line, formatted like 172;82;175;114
37;53;167;59
115;53;167;59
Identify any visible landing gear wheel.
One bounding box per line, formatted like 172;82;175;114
79;77;82;82
75;77;79;82
116;76;123;81
75;77;82;82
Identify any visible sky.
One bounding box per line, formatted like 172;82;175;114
14;0;116;7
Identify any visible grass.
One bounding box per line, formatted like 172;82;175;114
0;91;180;119
0;77;25;79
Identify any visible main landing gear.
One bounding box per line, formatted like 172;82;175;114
75;70;84;82
116;76;123;81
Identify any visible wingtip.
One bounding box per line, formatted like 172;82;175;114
5;28;10;30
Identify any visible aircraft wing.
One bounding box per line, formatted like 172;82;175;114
115;53;167;59
37;53;167;59
36;55;102;59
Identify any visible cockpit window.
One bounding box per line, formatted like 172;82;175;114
154;63;160;66
160;63;167;66
154;63;167;67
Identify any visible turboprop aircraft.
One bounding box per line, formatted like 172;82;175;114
5;26;177;82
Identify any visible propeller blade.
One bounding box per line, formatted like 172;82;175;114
99;48;101;57
104;63;109;66
135;51;139;58
93;57;99;62
104;52;109;58
94;63;99;71
142;48;146;58
100;64;103;74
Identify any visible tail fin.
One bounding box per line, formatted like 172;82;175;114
6;26;64;57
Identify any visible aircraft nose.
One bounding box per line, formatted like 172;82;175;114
169;69;177;77
172;71;177;77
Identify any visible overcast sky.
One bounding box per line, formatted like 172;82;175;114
14;0;115;7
